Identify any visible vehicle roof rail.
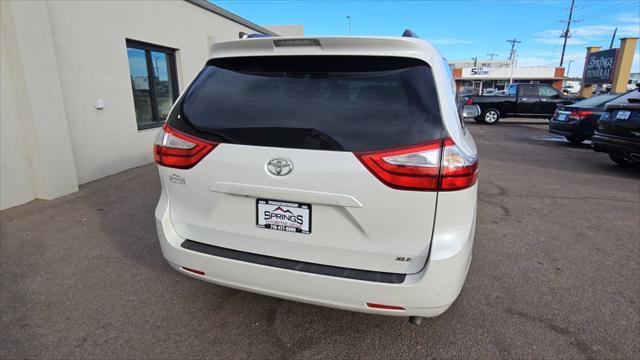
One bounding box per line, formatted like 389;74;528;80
402;29;420;38
239;32;274;39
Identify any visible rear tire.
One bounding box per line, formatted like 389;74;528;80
481;109;500;125
609;154;633;167
565;136;585;144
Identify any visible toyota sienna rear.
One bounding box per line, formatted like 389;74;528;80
154;35;478;321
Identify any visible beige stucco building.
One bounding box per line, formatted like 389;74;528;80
1;0;302;209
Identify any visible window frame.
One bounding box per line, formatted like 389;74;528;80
126;39;179;130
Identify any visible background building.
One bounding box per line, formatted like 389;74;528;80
449;60;565;95
0;0;303;210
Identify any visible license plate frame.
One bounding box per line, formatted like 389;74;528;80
256;199;312;234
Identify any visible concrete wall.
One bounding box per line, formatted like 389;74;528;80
1;4;36;209
1;0;79;210
1;0;271;209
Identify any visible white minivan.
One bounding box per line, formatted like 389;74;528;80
154;34;478;323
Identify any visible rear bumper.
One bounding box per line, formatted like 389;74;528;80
155;187;476;318
592;132;640;161
549;120;593;139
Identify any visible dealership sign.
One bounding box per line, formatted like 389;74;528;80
583;49;618;85
470;67;490;75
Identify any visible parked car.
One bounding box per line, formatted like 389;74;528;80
153;34;478;323
482;88;497;95
549;93;625;144
494;90;507;96
465;83;577;124
592;89;640;166
562;83;581;95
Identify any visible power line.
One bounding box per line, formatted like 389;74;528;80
577;1;639;19
487;53;499;60
559;0;576;67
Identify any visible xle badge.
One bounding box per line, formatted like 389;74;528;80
395;257;413;262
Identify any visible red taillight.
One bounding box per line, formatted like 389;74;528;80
366;303;405;311
465;98;473;105
569;110;594;120
355;138;478;191
154;124;218;169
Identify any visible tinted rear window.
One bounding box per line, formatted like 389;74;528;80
607;90;640;105
172;56;444;151
572;94;621;108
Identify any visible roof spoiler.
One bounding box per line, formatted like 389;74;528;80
402;29;419;38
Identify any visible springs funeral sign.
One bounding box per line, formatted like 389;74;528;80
583;49;618;85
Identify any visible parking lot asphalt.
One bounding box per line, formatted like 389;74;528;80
1;121;639;359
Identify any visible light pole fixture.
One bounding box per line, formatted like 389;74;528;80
346;16;351;36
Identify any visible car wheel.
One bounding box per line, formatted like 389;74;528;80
482;109;500;125
609;154;633;167
565;136;585;144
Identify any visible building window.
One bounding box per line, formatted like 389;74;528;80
126;40;179;130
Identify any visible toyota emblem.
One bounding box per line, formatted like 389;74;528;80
267;158;293;176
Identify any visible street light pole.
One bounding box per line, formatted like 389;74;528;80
567;60;574;78
346;16;351;36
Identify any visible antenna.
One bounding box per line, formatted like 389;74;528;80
402;29;420;38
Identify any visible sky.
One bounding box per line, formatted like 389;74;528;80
213;0;640;77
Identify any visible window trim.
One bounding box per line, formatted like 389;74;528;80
126;39;180;130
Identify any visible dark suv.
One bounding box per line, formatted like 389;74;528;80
591;89;640;166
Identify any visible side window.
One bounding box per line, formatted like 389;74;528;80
538;86;558;98
126;40;179;130
506;84;517;96
520;84;538;97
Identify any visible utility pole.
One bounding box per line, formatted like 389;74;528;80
509;50;517;85
471;56;478;66
609;27;617;49
487;53;499;61
507;38;521;60
559;0;575;67
346;16;351;36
